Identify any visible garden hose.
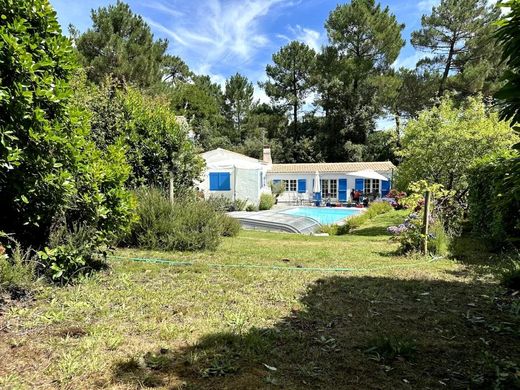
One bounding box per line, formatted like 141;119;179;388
107;255;438;273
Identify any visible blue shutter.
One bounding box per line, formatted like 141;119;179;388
338;179;347;202
219;172;231;190
355;178;364;191
297;179;306;193
209;172;219;191
209;172;230;191
272;179;281;185
381;180;390;197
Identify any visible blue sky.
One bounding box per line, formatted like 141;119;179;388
50;0;440;104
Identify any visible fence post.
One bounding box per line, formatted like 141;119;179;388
169;170;174;205
422;190;431;255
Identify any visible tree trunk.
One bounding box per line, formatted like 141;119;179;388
438;36;456;97
394;112;401;148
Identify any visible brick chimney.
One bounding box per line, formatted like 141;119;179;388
262;147;272;164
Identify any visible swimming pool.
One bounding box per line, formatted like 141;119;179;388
280;207;362;225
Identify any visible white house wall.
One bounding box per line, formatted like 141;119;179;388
266;171;392;203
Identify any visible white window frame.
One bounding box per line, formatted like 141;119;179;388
321;179;338;198
283;179;297;192
364;179;380;194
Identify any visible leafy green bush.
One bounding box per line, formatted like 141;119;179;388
259;193;275;210
206;196;247;212
37;225;108;284
500;255;520;291
129;188;223;251
0;0;136;283
220;215;241;237
468;152;520;247
343;214;369;233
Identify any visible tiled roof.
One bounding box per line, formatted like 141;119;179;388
270;161;395;173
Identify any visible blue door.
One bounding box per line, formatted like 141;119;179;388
355;178;364;191
338;179;347;202
381;180;390;197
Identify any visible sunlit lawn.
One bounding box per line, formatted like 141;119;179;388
1;211;518;389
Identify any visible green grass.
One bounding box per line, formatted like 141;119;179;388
0;211;519;389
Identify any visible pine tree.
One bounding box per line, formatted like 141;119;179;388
223;73;254;142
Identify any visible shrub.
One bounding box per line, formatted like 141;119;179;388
220;215;241;237
0;234;37;297
0;0;136;283
468;152;520;247
364;201;393;218
387;212;450;255
129;188;223;251
246;204;258;212
343;214;369;233
259;193;275;210
37;225;108;284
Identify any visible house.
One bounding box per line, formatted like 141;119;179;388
198;148;271;203
199;148;395;205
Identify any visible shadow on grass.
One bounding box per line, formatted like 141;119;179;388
112;276;519;389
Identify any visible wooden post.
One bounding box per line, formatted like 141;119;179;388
422;191;431;255
169;170;174;205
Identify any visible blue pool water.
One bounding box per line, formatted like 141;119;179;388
281;207;362;225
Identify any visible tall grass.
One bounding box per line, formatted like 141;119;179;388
341;202;394;234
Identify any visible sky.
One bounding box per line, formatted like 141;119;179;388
50;0;441;127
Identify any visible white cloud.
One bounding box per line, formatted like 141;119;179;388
278;25;323;52
417;0;439;12
147;0;288;65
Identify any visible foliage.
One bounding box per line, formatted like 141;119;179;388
220;215;241;238
500;256;520;291
206;196;247;212
468;151;520;246
396;96;517;197
223;73;254;143
72;74;204;192
75;1;167;87
258;193;275;211
365;335;416;361
334;202;394;234
411;0;501;97
0;0;136;257
129;188;223;252
261;41;316;136
0;233;37;296
38;224;108;284
316;0;405;161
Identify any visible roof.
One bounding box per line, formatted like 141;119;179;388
202;148;266;165
270;161;395;174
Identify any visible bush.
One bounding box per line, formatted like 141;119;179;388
259;193;275;210
129;188;223;251
468;152;520;247
0;234;37;297
343;214;369;233
37;225;108;284
364;201;393;218
500;255;520;291
387;212;450;255
206;196;247;212
220;215;241;237
246;204;258;212
0;0;136;283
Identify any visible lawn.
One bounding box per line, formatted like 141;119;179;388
0;211;518;389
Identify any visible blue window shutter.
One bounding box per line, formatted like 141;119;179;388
338;179;347;202
272;179;281;185
297;179;306;193
219;172;231;190
209;172;219;191
381;180;390;196
355;178;364;191
209;172;230;191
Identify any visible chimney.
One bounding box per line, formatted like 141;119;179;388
262;147;272;164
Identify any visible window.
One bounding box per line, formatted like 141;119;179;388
363;179;380;194
209;172;231;191
321;179;338;198
282;179;297;192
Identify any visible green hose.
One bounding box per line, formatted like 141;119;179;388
108;255;437;273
